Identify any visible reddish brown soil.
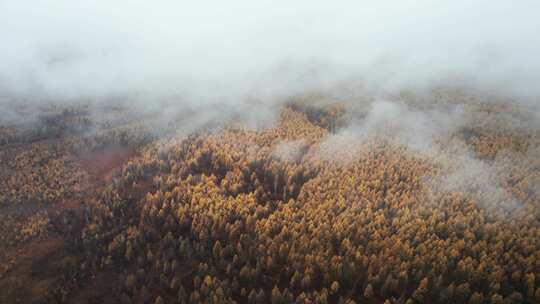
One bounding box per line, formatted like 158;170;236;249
78;144;136;184
0;237;64;304
0;144;137;303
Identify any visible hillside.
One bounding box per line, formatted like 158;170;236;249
0;94;539;304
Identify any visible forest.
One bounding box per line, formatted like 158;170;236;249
0;91;539;304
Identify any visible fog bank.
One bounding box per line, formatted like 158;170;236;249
1;0;539;111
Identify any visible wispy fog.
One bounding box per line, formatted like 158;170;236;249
1;0;539;109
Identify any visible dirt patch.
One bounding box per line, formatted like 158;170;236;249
0;237;64;304
78;144;135;183
0;144;137;303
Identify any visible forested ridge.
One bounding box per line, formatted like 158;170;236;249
0;96;539;304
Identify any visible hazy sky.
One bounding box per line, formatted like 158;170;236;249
1;1;539;105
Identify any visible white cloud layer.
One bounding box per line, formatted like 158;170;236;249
1;0;539;106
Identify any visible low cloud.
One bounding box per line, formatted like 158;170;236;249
0;0;539;126
272;139;306;162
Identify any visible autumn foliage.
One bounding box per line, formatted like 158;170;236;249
1;99;539;304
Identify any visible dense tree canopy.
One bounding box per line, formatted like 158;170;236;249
1;96;539;303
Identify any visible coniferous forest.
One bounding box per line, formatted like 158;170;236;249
1;92;539;304
2;2;540;303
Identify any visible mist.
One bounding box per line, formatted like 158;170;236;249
1;0;539;118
